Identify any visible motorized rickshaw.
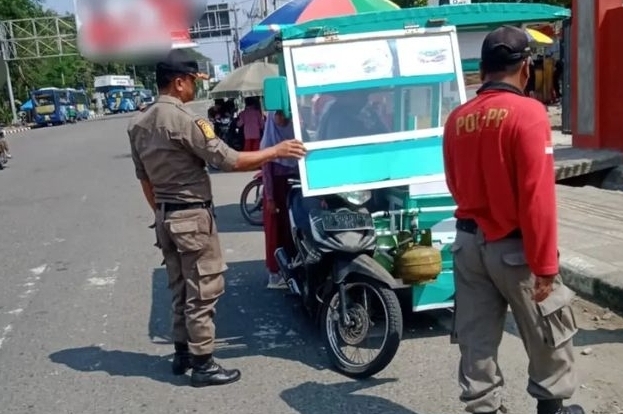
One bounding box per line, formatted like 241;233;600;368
106;89;136;113
251;18;467;378
31;87;73;126
66;88;91;120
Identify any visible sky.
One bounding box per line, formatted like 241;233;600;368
44;0;288;69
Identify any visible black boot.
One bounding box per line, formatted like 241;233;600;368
538;399;585;414
171;342;192;375
190;354;241;387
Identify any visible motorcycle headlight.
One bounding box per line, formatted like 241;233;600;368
337;190;372;206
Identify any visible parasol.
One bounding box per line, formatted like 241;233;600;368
209;62;278;99
525;27;554;45
239;0;399;52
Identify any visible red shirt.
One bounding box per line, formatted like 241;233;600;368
443;84;558;277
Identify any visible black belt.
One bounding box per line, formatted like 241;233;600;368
456;218;522;239
158;201;212;213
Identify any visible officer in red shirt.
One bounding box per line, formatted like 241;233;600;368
443;26;583;414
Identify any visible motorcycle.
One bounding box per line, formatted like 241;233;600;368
207;115;233;171
0;130;8;170
239;171;264;226
275;179;403;379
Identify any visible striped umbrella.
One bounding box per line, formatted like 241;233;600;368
240;0;400;52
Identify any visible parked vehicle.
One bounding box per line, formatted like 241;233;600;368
66;88;91;120
257;17;466;378
207;115;235;171
31;87;72;126
239;171;264;226
276;181;403;378
106;89;136;113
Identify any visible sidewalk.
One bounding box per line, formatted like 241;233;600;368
557;184;623;311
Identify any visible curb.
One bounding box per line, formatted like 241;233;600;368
602;166;623;191
3;126;32;134
559;248;623;312
1;115;106;136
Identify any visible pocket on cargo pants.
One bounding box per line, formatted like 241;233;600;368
166;208;228;297
536;283;578;348
196;253;227;300
165;212;211;253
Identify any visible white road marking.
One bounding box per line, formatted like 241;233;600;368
29;264;48;276
0;325;13;349
87;277;116;287
7;309;23;315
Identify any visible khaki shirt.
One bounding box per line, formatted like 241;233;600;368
128;95;239;204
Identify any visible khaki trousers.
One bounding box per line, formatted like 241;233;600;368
155;207;227;356
451;229;578;413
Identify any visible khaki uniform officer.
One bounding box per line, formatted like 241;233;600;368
128;49;305;388
443;26;584;414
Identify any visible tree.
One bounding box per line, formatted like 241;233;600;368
0;0;211;123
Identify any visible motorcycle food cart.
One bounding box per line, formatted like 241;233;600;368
265;23;464;306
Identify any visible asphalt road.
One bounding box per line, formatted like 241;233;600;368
1;104;622;414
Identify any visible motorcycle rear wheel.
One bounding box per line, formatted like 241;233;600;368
239;178;264;226
321;277;402;379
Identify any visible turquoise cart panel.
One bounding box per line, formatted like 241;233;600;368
412;270;455;312
305;136;443;190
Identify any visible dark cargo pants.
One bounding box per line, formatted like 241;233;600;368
155;207;227;356
451;229;578;413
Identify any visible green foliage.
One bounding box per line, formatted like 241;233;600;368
0;0;210;117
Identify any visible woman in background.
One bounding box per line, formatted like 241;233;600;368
260;111;299;288
237;97;264;152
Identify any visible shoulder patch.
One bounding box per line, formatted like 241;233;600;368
195;119;216;140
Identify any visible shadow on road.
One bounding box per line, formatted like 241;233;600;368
213;203;263;233
503;310;623;347
49;346;187;386
572;327;623;347
148;267;172;345
280;379;421;414
50;260;450;385
212;260;449;373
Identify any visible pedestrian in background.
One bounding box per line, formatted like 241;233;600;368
127;48;305;388
237;97;264;152
443;26;584;414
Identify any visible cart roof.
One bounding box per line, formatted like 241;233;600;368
242;3;570;60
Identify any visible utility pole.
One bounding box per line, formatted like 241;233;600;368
225;38;231;70
1;55;17;125
261;0;268;17
232;5;241;68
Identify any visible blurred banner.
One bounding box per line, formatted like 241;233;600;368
74;0;204;62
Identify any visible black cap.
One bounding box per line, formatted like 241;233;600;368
481;25;531;72
156;48;209;80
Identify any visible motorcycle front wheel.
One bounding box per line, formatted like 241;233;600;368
239;178;264;226
321;278;403;379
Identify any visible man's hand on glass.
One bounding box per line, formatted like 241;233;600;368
274;139;306;159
